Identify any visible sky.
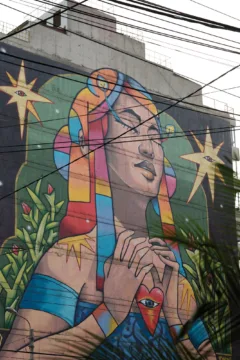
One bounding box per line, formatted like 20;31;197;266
1;0;240;149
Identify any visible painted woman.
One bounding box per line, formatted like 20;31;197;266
0;69;216;359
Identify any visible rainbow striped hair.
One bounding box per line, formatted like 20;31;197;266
54;68;183;290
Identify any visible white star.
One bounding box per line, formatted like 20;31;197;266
86;219;90;223
0;181;3;186
55;109;60;114
220;204;223;209
185;218;189;222
27;225;32;231
0;47;6;53
37;144;42;148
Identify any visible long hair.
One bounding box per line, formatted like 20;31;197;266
54;68;182;290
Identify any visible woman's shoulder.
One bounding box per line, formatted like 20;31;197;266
35;234;97;293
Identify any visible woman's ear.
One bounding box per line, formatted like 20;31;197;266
79;129;89;156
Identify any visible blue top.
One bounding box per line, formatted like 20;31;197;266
20;274;209;359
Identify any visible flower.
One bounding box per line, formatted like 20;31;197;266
22;202;31;215
48;184;54;194
12;244;19;255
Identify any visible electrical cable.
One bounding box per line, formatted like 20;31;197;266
0;41;238;203
3;0;240;61
0;125;236;153
106;0;240;32
98;0;240;47
4;0;240;104
30;0;240;70
28;0;240;52
0;0;88;41
190;0;240;23
1;53;239;117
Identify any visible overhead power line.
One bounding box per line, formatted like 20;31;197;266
107;0;240;32
32;0;240;51
0;36;239;202
2;2;240;104
190;0;240;23
98;0;240;45
0;0;88;41
0;126;236;154
31;0;240;68
3;0;240;59
0;55;239;125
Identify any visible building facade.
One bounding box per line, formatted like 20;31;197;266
0;1;237;359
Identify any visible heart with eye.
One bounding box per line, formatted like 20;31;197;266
136;285;164;335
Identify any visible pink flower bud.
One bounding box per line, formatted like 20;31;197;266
22;202;31;215
48;184;54;194
12;244;19;255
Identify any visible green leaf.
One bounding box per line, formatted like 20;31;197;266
16;228;24;241
45;222;59;231
2;264;12;278
45;193;55;207
35;179;42;196
22;214;31;223
26;187;46;214
0;270;9;292
22;228;36;262
30;233;37;241
35;212;49;255
6;254;18;275
55;200;64;213
5;296;19;328
183;264;197;278
13;262;27;289
26;263;34;274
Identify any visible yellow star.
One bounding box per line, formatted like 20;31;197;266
0;61;52;138
181;127;225;203
58;234;95;268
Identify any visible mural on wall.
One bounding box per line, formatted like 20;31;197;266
0;44;234;359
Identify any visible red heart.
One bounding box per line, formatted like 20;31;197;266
136;285;164;335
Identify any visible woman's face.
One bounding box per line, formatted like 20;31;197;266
105;92;164;198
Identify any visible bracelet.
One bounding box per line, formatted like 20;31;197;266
170;324;189;343
92;303;118;337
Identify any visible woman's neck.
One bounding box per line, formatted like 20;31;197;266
110;179;151;238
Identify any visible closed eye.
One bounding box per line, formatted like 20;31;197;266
139;299;159;308
148;125;161;145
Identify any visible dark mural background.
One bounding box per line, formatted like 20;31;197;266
0;42;237;358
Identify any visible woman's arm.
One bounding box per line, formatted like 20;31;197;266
150;239;216;359
1;231;155;359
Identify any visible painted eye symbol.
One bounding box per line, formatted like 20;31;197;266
139;299;159;308
15;90;26;97
204;156;214;163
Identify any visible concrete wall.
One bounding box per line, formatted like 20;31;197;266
0;1;207;108
0;39;236;358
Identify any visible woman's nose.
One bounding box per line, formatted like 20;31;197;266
138;141;154;159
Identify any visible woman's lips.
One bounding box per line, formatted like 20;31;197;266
134;160;156;181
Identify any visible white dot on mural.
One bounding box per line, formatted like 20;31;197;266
86;219;90;223
220;204;223;209
185;218;189;222
55;109;60;114
37;144;42;148
0;181;3;186
0;47;6;53
27;225;32;231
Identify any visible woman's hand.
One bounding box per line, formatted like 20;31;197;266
150;238;180;326
104;230;154;325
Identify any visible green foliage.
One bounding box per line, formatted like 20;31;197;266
179;225;237;356
0;180;64;329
